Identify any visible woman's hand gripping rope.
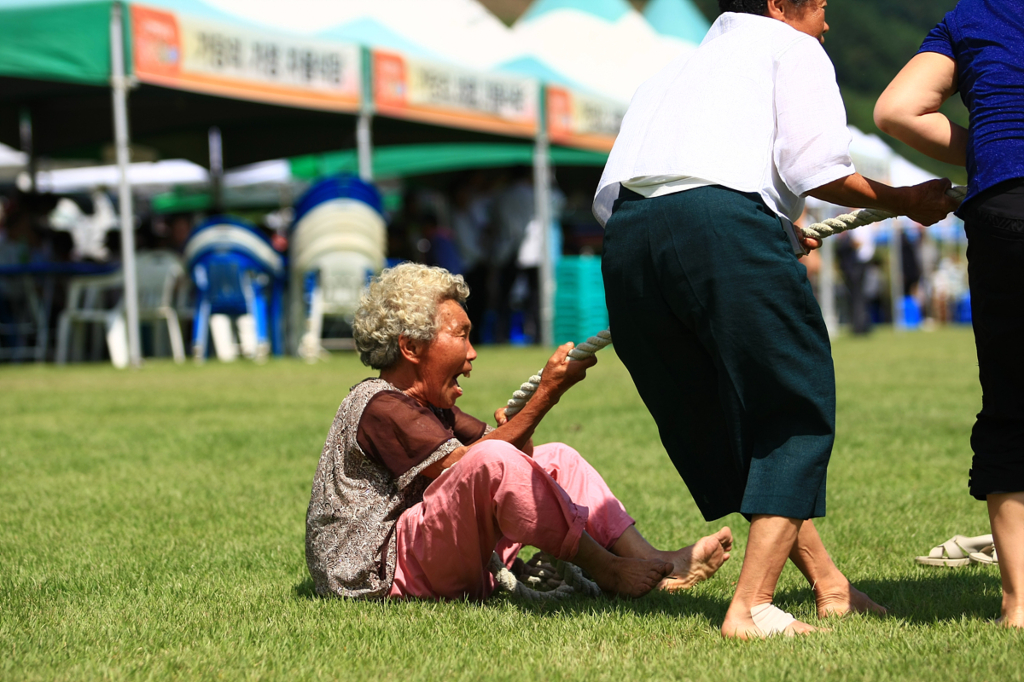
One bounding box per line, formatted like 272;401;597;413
800;185;966;241
503;330;614;418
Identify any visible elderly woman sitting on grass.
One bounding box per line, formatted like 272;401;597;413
305;262;733;601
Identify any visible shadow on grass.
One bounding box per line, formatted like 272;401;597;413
774;566;1003;625
295;569;1002;626
293;578;318;599
292;574;730;623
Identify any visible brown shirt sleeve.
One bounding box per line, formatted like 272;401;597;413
449;405;488;445
357;391;460;479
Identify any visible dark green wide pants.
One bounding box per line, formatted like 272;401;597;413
602;186;835;521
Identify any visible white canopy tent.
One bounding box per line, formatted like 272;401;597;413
506;0;699;104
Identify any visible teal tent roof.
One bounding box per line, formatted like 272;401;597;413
495;56;585;91
317;17;443;60
519;0;633;24
643;0;711;45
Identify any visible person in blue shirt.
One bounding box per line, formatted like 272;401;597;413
875;0;1024;629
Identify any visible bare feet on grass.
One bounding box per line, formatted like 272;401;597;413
573;531;673;598
814;581;887;618
588;555;674;598
656;527;733;591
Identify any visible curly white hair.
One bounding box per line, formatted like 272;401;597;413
353;262;470;369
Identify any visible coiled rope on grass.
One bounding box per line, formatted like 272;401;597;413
489;551;601;601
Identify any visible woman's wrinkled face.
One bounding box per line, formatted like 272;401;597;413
418;299;476;409
783;0;829;43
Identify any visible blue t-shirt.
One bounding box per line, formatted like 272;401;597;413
918;0;1024;208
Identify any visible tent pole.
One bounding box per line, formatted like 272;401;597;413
110;1;141;367
357;113;373;181
534;86;554;347
208;126;224;212
19;108;36;193
815;206;839;338
889;220;904;331
357;47;374;181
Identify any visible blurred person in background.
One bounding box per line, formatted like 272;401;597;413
875;0;1024;627
489;166;533;343
835;224;875;334
451;172;493;343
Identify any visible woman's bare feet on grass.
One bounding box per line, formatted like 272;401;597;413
656;527;733;591
814;581;887;618
588;556;674;598
721;606;818;640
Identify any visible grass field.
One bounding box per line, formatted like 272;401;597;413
2;327;1021;681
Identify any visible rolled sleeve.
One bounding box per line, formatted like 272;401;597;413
774;38;855;197
918;18;954;59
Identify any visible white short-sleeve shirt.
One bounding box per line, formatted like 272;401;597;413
593;12;855;226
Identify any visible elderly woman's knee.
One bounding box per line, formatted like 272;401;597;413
459;440;531;477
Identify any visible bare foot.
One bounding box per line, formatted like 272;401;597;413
587;556;673;599
657;527;733;591
814;581;887;618
999;600;1024;628
721;606;817;640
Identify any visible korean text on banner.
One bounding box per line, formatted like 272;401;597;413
547;87;625;152
132;5;361;112
373;51;538;138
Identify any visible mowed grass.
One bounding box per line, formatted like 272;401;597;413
2;327;1021;681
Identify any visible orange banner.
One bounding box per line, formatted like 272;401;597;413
547;86;626;152
373;50;538;138
131;4;361;112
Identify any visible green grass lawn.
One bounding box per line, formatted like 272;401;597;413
2;327;1021;681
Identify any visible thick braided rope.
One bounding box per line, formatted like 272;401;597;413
504;329;613;418
489;552;601;601
801;185;966;241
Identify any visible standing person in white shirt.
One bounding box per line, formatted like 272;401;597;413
596;0;958;639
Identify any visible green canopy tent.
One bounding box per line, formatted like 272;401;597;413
0;0;561;361
0;0;621;358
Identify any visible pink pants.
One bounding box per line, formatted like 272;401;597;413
389;441;635;600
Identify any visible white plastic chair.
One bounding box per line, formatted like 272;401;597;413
56;271;127;367
298;251;376;361
135;250;186;363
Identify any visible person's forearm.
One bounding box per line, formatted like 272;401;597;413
807;173;910;215
480;386;558;451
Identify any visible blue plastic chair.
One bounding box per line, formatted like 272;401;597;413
184;216;286;360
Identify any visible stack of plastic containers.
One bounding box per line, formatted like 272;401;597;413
183;216;286;361
289;175;387;359
553;255;609;346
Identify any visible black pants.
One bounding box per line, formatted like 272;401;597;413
603;186;834;521
964;179;1024;499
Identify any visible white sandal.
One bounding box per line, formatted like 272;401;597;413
915;534;993;567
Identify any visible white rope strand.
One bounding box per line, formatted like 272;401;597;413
504;330;613;418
